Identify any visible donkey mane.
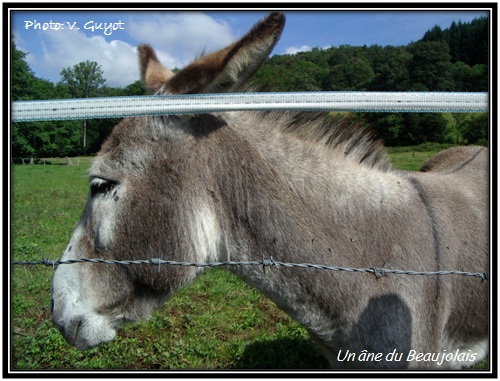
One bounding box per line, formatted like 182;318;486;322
253;111;392;170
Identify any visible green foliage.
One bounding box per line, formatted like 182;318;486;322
371;47;412;91
60;60;106;98
122;80;147;96
407;40;454;91
422;16;488;67
326;55;375;90
455;113;489;146
11;42;35;101
12;120;82;158
451;62;488;92
253;52;328;91
365;112;449;147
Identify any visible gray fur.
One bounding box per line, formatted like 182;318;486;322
51;12;489;369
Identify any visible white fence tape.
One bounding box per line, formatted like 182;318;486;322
12;92;488;122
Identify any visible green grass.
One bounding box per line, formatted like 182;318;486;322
386;143;456;171
10;148;489;371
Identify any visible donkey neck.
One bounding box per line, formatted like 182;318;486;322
198;121;420;342
205;118;411;267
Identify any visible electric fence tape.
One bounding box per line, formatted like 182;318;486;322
12;92;488;122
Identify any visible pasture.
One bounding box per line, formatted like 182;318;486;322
10;147;487;370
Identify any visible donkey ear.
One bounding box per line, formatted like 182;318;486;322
138;44;175;93
164;12;285;94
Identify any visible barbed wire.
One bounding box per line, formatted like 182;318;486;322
12;256;489;282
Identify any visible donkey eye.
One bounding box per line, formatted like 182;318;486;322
90;177;117;197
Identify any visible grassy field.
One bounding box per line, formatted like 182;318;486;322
10;148;488;371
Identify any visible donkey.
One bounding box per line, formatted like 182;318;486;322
51;12;489;369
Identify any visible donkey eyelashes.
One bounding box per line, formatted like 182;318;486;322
90;177;117;197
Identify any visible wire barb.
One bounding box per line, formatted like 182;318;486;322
42;257;58;270
148;258;163;272
370;267;386;278
370;260;386;278
261;256;279;273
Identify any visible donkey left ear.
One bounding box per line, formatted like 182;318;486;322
138;44;175;93
164;12;286;94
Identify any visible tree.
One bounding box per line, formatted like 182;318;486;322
423;25;445;41
456;113;488;145
370;47;412;91
325;58;374;90
367;112;448;146
11;43;82;158
421;16;488;67
408;41;454;91
60;60;106;153
254;60;295;91
60;60;106;98
123;80;147;96
451;62;488;92
324;46;375;90
11;42;35;101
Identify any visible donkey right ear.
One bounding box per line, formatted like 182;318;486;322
138;44;174;93
163;12;285;94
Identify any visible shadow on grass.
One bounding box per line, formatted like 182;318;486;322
232;337;329;369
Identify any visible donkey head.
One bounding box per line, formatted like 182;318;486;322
51;12;285;350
